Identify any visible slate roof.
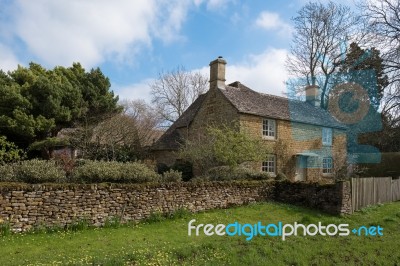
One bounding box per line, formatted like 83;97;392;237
152;81;346;151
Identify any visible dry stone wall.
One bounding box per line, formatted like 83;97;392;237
0;181;352;232
274;181;352;215
0;181;274;232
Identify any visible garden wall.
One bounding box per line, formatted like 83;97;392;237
274;181;352;215
0;181;352;232
0;181;274;232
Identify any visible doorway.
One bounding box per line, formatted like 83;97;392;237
295;156;307;181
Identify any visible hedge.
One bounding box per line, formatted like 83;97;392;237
0;160;279;184
206;166;272;181
71;160;160;183
0;159;66;183
0;160;161;184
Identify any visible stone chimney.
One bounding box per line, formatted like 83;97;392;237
209;56;226;89
305;84;321;107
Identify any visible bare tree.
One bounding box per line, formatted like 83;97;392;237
359;0;400;125
150;66;208;123
286;1;360;108
67;100;163;161
121;99;163;146
92;114;140;160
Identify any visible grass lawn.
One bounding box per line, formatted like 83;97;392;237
1;201;400;265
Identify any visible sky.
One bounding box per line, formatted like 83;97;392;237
0;0;354;103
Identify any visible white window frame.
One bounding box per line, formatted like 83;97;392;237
322;127;332;146
322;157;333;174
262;118;276;139
262;154;276;175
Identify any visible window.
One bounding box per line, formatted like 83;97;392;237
262;119;276;138
322;157;333;174
262;155;276;175
322;128;332;146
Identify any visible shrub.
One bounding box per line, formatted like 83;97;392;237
237;167;271;180
172;161;193;181
0;164;16;182
161;169;182;182
207;166;235;181
83;143;140;163
275;172;287;181
53;151;76;177
72;161;160;183
156;163;170;174
14;159;66;183
0;136;25;164
207;166;271;181
179;124;272;175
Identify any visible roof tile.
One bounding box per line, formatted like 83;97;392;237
222;82;345;129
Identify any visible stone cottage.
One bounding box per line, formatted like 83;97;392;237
151;57;347;181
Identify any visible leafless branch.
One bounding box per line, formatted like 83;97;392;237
286;1;361;108
150;66;208;123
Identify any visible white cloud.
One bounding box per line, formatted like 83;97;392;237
2;0;195;68
206;0;232;10
113;78;154;104
255;11;293;36
152;0;190;43
194;0;233;10
11;0;156;67
120;48;289;103
226;48;289;96
0;43;20;71
196;49;288;96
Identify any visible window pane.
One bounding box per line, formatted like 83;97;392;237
262;154;276;174
322;128;332;146
263;119;275;138
322;157;333;174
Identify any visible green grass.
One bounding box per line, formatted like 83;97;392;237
1;201;400;265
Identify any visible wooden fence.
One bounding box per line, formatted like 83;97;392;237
351;177;400;212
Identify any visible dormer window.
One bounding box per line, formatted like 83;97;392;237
322;127;332;146
262;119;276;139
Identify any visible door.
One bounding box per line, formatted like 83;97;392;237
295;156;307;181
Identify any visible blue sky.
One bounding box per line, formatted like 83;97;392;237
0;0;353;102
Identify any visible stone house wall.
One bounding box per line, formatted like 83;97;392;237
152;150;178;168
152;88;240;170
239;114;347;181
188;88;240;138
